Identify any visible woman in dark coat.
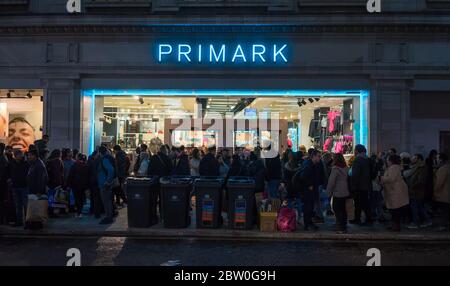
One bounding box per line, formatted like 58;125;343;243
46;149;64;190
68;154;89;217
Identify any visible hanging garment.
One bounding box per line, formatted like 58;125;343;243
321;116;328;128
323;137;333;152
327;111;338;133
309;119;320;138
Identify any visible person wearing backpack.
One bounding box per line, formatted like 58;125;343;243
97;146;115;225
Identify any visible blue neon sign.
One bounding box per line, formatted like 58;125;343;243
156;43;289;65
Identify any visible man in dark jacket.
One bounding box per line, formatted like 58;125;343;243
199;146;220;177
0;143;9;225
350;144;373;225
298;149;322;231
34;135;49;160
113;145;128;206
88;151;102;218
263;144;282;199
8;149;30;227
173;145;190;176
26;149;48;195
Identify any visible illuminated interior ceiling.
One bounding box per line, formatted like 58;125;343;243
236;97;351;119
0;89;43;99
103;96;196;118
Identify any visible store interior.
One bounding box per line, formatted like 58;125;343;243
97;94;359;155
0;89;43;151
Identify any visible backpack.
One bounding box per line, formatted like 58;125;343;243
277;207;296;232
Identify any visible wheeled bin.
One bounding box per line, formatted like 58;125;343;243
160;176;193;228
193;177;224;228
226;177;256;230
125;176;159;228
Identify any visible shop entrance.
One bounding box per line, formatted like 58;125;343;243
82;90;369;156
0;89;44;151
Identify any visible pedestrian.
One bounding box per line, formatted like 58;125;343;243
132;146;141;176
46;149;64;190
34;134;49;159
26;148;48;195
283;151;301;222
97;146;115;225
190;148;201;177
199;146;220;177
425;149;438;204
61;148;75;188
173;145;190;176
113;145;128;207
0;143;9;225
88;150;102;219
148;144;173;177
350;144;373;226
403;154;432;229
326;153;350;234
297;149;322;231
68;153;89;218
433;153;450;229
381;154;410;232
263;143;282;199
370;154;386;223
8;149;30;227
137;144;150;177
248;151;266;195
217;155;230;178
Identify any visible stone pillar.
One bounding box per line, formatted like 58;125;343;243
42;78;82;151
370;79;412;153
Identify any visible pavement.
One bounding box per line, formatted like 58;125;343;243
1;207;450;241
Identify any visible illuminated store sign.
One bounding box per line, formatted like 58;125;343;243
156;43;289;64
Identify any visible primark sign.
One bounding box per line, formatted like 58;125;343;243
156;43;289;65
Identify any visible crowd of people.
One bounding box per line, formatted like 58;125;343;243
0;135;449;233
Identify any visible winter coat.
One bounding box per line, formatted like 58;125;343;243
97;155;115;189
283;162;299;197
326;166;350;198
351;154;373;192
199;153;220;177
8;159;29;188
403;161;427;201
173;153;190;176
114;150;127;179
264;155;282;181
382;164;409;210
433;163;450;204
68;160;89;191
148;152;173;177
248;159;266;193
46;158;64;189
27;159;48;195
190;158;200;177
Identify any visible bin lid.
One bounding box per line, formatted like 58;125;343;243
126;176;158;183
160;176;193;185
227;176;255;184
194;176;224;185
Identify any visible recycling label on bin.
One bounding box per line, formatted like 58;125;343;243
133;194;142;200
202;199;214;226
234;199;247;227
170;195;180;201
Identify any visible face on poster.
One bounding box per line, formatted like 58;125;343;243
0;103;7;140
8;114;37;151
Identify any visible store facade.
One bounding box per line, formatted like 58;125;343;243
1;9;450;156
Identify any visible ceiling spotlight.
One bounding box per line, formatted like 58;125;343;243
7;90;14;98
308;98;314;103
196;98;201;104
315;98;320;102
138;97;144;105
301;99;307;105
297;99;303;107
27;90;33;99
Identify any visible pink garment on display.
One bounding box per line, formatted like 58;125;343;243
327;111;338;133
334;141;344;154
323;137;333;152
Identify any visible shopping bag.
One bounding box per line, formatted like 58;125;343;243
26;195;49;223
277;207;296;232
49;187;68;209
